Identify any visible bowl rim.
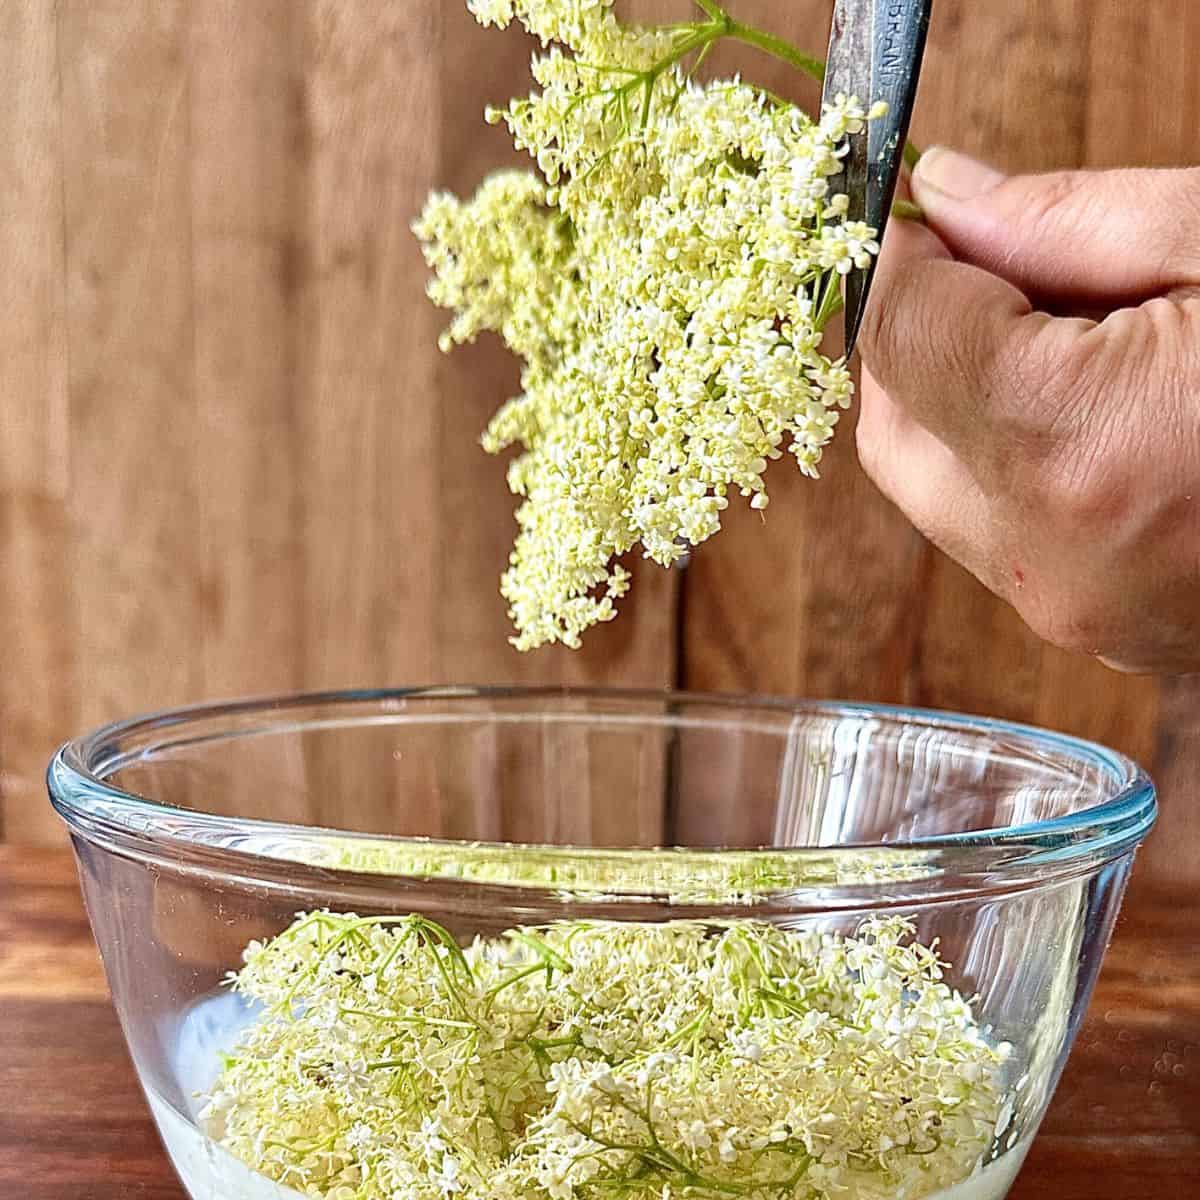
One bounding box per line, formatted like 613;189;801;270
47;685;1157;900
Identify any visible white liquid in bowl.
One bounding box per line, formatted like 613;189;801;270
148;991;1034;1200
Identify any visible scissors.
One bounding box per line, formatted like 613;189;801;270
822;0;933;357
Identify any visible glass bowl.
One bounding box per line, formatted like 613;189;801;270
48;688;1155;1200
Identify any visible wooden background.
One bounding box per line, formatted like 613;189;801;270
1;0;1197;892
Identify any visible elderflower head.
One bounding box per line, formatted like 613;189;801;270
414;1;883;649
209;914;1011;1200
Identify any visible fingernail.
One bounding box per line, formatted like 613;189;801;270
914;146;1006;201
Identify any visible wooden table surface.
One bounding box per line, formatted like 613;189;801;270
1;847;1197;1200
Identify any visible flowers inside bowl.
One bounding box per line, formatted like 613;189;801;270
49;688;1155;1200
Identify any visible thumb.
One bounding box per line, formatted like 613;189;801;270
912;148;1200;303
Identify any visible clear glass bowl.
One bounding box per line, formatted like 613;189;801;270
48;688;1156;1200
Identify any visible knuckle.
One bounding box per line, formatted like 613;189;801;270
1139;295;1200;366
1053;326;1111;406
991;336;1052;437
996;320;1118;463
1025;299;1195;527
1101;297;1200;401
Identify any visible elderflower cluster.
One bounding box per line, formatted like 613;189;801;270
205;915;1010;1200
467;0;674;68
414;1;881;649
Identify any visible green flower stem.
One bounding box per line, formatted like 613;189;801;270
892;197;926;221
724;20;827;85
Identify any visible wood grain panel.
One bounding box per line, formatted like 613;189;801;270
189;0;304;700
58;0;205;748
0;2;75;844
299;0;439;691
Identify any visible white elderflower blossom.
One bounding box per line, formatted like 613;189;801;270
414;1;885;649
209;914;1010;1200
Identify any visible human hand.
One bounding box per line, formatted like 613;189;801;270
856;149;1200;674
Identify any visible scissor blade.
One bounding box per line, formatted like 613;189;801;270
822;0;933;355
